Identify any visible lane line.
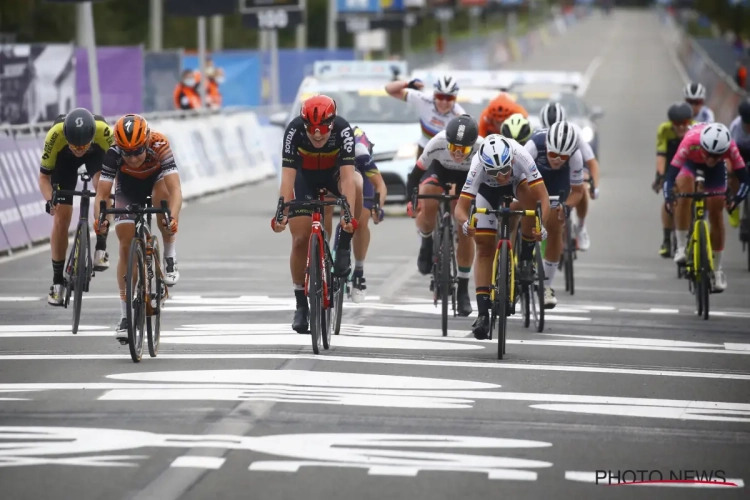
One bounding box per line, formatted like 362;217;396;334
658;21;691;85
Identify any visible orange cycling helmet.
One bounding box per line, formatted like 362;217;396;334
300;95;337;134
487;95;518;124
114;114;150;155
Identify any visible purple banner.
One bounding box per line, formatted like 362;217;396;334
8;136;51;243
0;136;34;249
76;46;144;116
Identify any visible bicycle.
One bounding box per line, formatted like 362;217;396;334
411;184;460;337
469;196;541;360
739;195;750;272
673;170;724;320
274;189;353;354
554;192;576;296
98;197;171;362
51;166;96;335
330;190;381;337
512;207;546;333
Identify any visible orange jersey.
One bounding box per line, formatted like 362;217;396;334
102;131;178;183
479;95;528;137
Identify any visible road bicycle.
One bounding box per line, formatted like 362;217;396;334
330;190;381;337
469;196;541;360
512;206;546;333
739;196;750;272
412;184;460;337
674;170;724;320
51;166;96;335
99;197;171;362
275;189;353;354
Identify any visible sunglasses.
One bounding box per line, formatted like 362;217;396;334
434;93;456;102
68;143;91;154
120;145;147;157
304;118;334;135
703;151;723;160
448;143;472;155
671;120;691;127
485;164;512;176
686;99;704;106
548;151;570;161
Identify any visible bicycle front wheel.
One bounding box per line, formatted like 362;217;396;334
126;238;146;363
440;222;452;337
565;221;575;295
322;256;335;350
147;237;162;357
532;241;545;333
308;235;323;354
72;223;88;335
493;242;510;360
698;224;710;320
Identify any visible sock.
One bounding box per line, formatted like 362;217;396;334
578;217;585;229
458;276;469;293
676;230;688;250
543;260;558;288
164;240;176;260
353;260;365;278
294;287;307;309
457;266;471;279
120;299;128;319
713;250;723;270
95;234;107;251
476;287;491;316
663;227;672;244
521;237;535;260
52;259;64;285
418;230;432;239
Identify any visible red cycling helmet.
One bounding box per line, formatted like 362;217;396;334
300;95;337;135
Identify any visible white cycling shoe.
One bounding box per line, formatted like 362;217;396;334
350;276;366;304
673;246;687;264
576;226;591;251
94;250;109;271
544;287;557;309
711;269;727;293
164;257;180;286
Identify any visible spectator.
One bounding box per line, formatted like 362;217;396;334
736;60;748;90
173;69;201;110
205;66;224;110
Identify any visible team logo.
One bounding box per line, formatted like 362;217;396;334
341;128;354;154
284;128;296;154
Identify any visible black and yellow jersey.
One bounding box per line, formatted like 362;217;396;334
656;120;694;165
40;114;113;175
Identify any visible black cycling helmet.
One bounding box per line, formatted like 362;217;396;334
667;102;692;123
739;98;750;124
63;108;97;147
445;114;479;147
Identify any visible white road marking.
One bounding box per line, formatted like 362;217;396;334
170;456;226;469
565;471;744;488
577;56;603;96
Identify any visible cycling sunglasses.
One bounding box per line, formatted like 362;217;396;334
448;143;472;155
548;151;570;161
484;163;512;176
671;119;691;127
303;118;335;135
434;93;456;102
120;145;147;157
68;142;91;154
703;150;723;160
686;98;704;106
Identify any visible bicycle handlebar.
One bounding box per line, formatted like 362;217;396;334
98;199;172;230
674;190;727;199
275;191;353;225
51;182;96;205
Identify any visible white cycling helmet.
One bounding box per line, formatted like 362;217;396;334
540;102;566;128
684;82;706;100
546;121;578;156
699;123;731;155
434;75;459;96
478;134;513;173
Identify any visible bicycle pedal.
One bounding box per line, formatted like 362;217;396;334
118;339;128;346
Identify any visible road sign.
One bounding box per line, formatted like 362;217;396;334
337;0;382;14
164;0;236;16
242;9;304;29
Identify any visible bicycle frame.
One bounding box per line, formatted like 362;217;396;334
307;191;331;309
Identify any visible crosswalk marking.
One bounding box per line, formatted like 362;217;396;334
170;456;226;469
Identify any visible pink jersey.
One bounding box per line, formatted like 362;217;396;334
671;123;746;171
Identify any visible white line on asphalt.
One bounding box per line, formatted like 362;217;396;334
170;456;226;469
659;25;691;85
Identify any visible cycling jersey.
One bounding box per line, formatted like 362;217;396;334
656;120;694;165
729;116;750;143
353;126;380;210
404;89;466;147
101;131;178;223
670;123;746;171
569;123;596;162
694;106;715;123
417;130;483;172
524;129;584;202
478;95;528;137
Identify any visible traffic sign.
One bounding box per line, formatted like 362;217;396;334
164;0;236;16
337;0;382;14
242;9;304;29
239;0;301;11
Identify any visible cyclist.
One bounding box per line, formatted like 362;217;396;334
349;125;387;303
500;113;533;144
454;135;551;339
727;98;750;228
272;95;362;334
664;122;749;292
39;108;113;306
653;102;695;258
539;102;600;252
524;121;585;308
93;114;183;341
684;82;715;123
384;75;465;160
478;93;528;138
404;114;482;316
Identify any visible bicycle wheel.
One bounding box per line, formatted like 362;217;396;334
532;241;546;332
698;224;710;320
492;242;510;360
323;251;335;350
126;238;146;363
564;221;575;295
147;237;162;357
72;223;88;335
440;221;451;337
331;227;345;336
308;235;323;354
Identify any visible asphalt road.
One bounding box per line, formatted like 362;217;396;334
1;9;749;500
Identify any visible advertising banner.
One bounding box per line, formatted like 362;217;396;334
0;136;28;249
143;51;182;112
182;52;262;107
76;46;144;116
337;0;382;13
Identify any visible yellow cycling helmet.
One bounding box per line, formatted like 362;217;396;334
500;113;532;144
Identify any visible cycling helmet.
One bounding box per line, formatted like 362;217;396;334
699;123;731;155
478;134;513;174
487;95;517;124
540;102;566;128
667;102;693;123
434;75;459;97
114;114;150;152
300;95;337;133
546;121;578;156
500;113;532;144
445;114;479;147
739;98;750;124
63;108;97;147
684;82;706;100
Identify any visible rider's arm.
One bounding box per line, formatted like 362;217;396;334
663;136;690;200
406;136;439;196
576;133;599;188
279;122;301;209
38;172;53;203
337;123;357;214
727;141;750;205
94;149;117;222
39;125;61;202
384;79;422;101
566;151;585;208
655;124;668;176
357;151;388;207
455;156;483;228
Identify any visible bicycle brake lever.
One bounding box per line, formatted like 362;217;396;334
275;197;285;223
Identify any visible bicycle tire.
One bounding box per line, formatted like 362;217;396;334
532;241;545;332
330;226;345;336
147;237;162;357
308;235;323;354
496;242;510;360
72;223;88;334
565;221;575;295
514;230;531;329
63;239;76;309
323;255;334;350
126;238;146;363
698;224;710;320
440;221;451;337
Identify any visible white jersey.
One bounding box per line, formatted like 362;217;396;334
461;138;543;197
524;137;584;187
570;122;596;162
417;130;483;171
405;89;466;148
695;106;715;123
729;116;750;143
